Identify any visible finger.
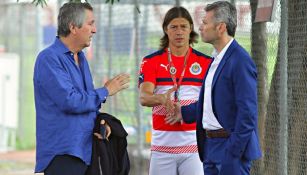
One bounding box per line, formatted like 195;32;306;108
169;119;178;125
165;115;176;124
164;116;173;124
122;83;130;89
94;133;102;139
166;109;175;117
167;86;177;94
117;73;130;80
166;103;175;112
121;73;130;78
165;98;174;105
170;116;181;125
117;73;129;77
119;78;130;85
100;119;105;125
105;124;112;139
165;115;173;122
118;83;130;91
165;117;177;125
165;112;174;119
106;127;111;138
112;73;126;81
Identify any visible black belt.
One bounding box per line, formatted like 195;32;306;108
205;129;230;138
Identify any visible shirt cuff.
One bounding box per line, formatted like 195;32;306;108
96;87;109;103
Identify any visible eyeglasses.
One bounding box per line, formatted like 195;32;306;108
167;24;191;32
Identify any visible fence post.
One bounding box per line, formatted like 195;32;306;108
133;0;144;174
279;0;288;174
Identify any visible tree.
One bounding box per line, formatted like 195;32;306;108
250;0;268;174
287;1;307;174
259;0;307;174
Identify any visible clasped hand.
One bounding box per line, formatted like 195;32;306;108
162;87;183;125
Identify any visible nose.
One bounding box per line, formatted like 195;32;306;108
176;28;184;35
92;25;97;34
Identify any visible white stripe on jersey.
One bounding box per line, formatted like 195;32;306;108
151;130;197;147
154;85;201;100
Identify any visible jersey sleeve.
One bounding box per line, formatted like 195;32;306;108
138;57;157;87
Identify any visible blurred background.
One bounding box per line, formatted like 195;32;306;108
0;0;306;174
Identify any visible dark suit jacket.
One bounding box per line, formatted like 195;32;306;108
181;40;262;162
86;113;130;175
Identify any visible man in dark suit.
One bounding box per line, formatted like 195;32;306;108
166;1;262;175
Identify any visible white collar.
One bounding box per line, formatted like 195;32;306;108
212;38;234;60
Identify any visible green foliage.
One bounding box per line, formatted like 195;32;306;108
17;0;120;7
17;0;47;7
105;0;120;4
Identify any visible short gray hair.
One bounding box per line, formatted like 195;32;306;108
57;2;93;37
205;1;237;37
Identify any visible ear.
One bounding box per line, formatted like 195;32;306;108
69;23;77;35
218;23;227;34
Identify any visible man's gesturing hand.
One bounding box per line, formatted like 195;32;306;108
104;73;130;96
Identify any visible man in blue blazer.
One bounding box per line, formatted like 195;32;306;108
166;1;262;174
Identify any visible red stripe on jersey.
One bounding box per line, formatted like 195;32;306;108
153;114;196;131
151;145;198;154
153;99;196;115
156;81;203;86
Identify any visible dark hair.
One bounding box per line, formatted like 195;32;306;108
57;2;93;37
159;6;198;49
205;1;237;37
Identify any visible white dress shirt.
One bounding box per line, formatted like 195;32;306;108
202;38;234;130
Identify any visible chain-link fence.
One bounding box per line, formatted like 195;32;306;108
0;2;40;152
0;0;306;174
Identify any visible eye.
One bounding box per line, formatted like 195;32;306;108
169;26;178;31
181;25;189;30
89;20;95;26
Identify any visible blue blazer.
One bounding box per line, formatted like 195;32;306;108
182;40;262;162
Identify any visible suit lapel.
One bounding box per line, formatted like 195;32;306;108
212;40;238;88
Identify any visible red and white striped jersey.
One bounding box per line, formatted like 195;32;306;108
139;47;212;154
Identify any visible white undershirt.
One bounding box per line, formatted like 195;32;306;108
202;38;234;130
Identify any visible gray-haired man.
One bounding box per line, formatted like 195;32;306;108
174;1;262;175
34;2;129;175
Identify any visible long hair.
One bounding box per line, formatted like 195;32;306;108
159;6;198;49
